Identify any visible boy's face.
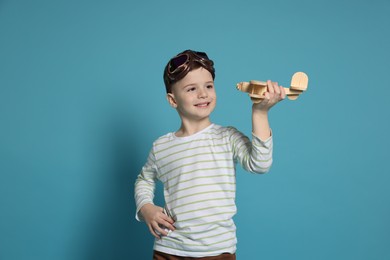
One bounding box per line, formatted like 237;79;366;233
167;67;216;123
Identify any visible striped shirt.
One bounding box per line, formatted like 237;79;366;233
134;124;273;257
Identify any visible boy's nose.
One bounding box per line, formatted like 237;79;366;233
198;88;208;98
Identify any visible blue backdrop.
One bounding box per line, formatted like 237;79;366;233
1;0;389;259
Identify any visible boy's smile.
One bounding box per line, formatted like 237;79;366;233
194;101;210;108
167;67;216;126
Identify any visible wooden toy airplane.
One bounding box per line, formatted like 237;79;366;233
236;72;309;102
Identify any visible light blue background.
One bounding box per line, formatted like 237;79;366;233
1;0;389;259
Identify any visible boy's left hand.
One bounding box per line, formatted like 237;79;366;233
253;80;286;111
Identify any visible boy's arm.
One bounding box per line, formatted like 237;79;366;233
252;80;285;140
134;150;175;238
134;152;157;221
230;80;284;174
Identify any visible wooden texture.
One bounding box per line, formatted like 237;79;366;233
236;72;309;102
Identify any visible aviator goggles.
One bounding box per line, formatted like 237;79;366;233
167;51;210;78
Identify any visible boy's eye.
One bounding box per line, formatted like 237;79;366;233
187;87;196;92
207;85;214;89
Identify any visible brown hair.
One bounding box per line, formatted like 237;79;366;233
163;50;215;93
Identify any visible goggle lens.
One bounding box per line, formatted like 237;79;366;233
169;54;189;74
168;51;210;75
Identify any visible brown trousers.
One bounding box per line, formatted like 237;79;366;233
153;250;236;260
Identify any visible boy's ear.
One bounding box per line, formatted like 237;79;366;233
167;93;177;108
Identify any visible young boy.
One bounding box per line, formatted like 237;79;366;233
134;50;285;259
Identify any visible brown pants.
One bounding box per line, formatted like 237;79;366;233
153;250;236;260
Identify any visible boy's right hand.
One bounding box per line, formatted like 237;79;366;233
140;203;176;239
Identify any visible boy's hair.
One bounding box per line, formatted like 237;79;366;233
163;49;215;93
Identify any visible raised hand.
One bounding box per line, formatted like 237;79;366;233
252;80;286;112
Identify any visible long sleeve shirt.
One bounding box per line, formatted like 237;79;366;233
134;124;273;257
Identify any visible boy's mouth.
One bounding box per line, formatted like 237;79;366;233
194;102;210;108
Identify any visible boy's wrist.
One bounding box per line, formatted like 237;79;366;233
140;203;154;215
140;203;154;210
252;107;269;117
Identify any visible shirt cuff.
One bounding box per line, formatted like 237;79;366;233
135;200;154;222
252;128;272;144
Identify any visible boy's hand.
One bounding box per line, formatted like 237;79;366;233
140;203;175;239
253;80;286;111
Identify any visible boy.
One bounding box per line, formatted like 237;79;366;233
134;50;285;259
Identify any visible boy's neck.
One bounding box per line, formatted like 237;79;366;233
175;119;212;137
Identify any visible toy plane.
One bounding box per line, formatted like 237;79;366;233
236;72;309;102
